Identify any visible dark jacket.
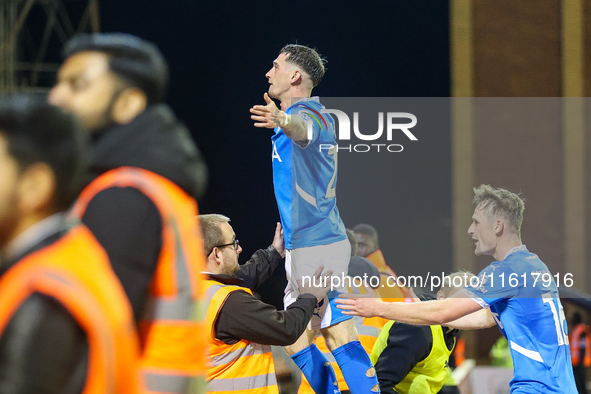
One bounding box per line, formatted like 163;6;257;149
374;322;457;393
209;246;317;346
0;217;88;394
82;104;207;322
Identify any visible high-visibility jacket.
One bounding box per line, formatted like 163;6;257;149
298;286;388;394
72;167;207;394
366;250;412;302
442;365;457;387
204;279;279;394
570;323;591;367
372;322;455;394
0;224;141;394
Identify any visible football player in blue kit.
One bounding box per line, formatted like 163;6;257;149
337;184;577;393
250;45;380;394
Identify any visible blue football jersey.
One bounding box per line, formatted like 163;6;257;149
464;245;577;393
271;97;347;249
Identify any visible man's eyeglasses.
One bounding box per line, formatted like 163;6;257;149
208;239;240;255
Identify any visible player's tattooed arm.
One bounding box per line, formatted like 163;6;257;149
272;109;281;128
283;113;308;142
251;93;308;141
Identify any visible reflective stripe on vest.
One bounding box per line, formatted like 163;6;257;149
570;323;591;367
71;167;207;393
0;224;141;393
210;343;271;367
144;373;205;394
208;374;277;392
204;280;278;394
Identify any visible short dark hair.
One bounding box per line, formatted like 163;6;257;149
352;223;379;247
64;33;169;104
280;44;326;87
0;96;90;211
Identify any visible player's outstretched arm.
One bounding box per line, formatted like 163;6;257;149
336;288;482;326
250;93;308;141
443;303;496;330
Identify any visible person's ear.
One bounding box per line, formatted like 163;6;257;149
495;219;504;236
213;247;226;265
206;247;224;272
112;87;147;124
291;70;303;85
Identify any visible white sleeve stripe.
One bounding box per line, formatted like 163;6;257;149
510;340;543;363
461;290;490;309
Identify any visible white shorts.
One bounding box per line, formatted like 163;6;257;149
283;238;352;330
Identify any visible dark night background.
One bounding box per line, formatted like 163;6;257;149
33;0;453;308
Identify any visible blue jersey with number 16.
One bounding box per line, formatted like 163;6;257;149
464;245;577;393
271;97;347;249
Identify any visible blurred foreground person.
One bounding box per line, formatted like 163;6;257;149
49;33;208;393
0;98;140;393
199;214;332;394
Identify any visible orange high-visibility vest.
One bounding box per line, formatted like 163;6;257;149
71;167;207;394
298;286;388;394
0;224;141;394
570;323;591;367
204;280;279;394
366;250;413;302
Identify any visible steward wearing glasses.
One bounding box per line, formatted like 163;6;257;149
199;214;332;394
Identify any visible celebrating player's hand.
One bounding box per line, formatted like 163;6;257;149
250;93;286;129
297;265;334;303
271;222;286;257
336;286;385;318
